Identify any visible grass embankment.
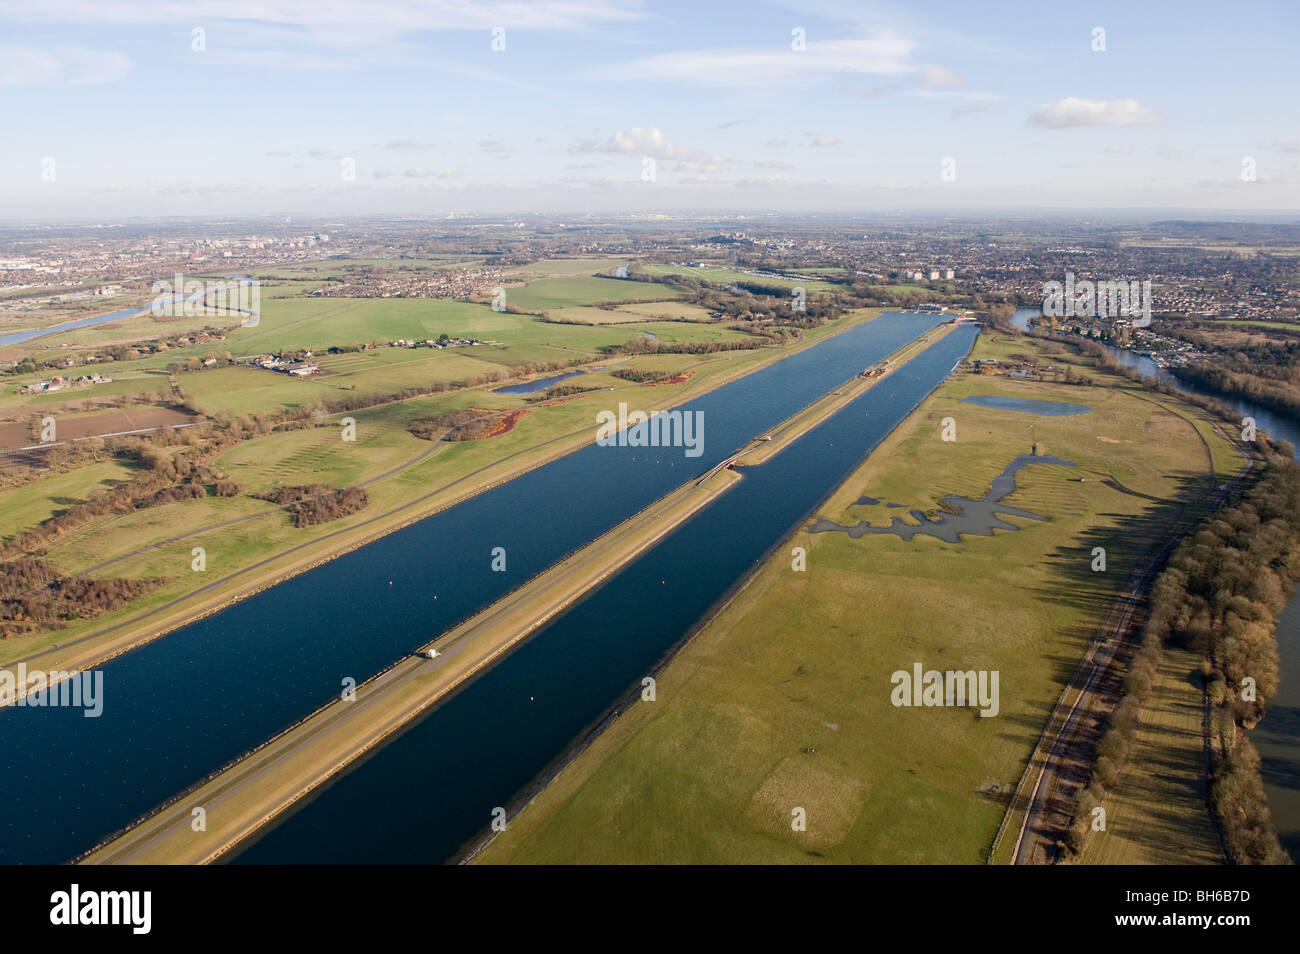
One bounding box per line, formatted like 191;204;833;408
0;310;882;678
79;467;744;865
77;317;937;865
475;331;1237;864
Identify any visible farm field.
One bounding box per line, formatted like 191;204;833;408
541;306;655;324
872;283;935;295
499;275;688;312
614;301;716;321
0;308;881;672
1208;319;1300;333
475;331;1236;864
639;263;840;293
542;301;717;324
0;406;196;448
3;290;763;421
240;257;488;280
501;258;631;277
0;458;138;539
176;317;754;418
0;371;171;416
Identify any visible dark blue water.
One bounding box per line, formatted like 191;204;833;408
962;395;1091;416
233;327;979;864
0;311;944;864
492;370;587;395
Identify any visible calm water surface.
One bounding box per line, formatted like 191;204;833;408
234;328;978;863
0;311;945;864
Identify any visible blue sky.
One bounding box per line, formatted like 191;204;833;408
2;0;1297;218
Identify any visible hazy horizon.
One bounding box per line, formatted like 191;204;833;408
3;0;1298;217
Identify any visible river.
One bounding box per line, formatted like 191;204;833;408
1012;306;1300;856
0;304;149;347
0;310;948;864
0;290;210;347
232;326;979;863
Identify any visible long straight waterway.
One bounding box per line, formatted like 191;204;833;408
232;326;979;863
0;311;946;864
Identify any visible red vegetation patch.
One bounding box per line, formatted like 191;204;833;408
478;409;528;438
537;393;589;407
646;370;696;387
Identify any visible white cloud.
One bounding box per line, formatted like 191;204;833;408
597;34;941;88
916;65;962;87
1262;138;1300;154
1030;97;1159;127
674;158;724;173
0;1;643;32
569;126;701;159
403;167;460;179
0;44;131;87
949;100;999;120
1104;145;1134;154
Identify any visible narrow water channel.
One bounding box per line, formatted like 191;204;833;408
231;327;979;863
0;311;946;864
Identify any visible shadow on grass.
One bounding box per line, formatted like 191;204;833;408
1009;468;1218;857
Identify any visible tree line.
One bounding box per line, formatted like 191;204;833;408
254;484;370;528
1065;456;1299;864
0;557;166;640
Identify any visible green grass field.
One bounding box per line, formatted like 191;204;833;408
475;332;1236;864
0;459;139;540
0;312;879;669
501;258;632;278
1209;319;1300;333
1;371;171;413
544;302;717;324
640;264;839;294
173;312;754;417
501;276;687;312
1;289;762;420
1076;646;1221;864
